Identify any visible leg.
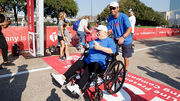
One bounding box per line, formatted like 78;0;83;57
65;45;69;57
0;35;8;62
121;44;133;78
59;40;65;60
80;32;86;46
124;57;129;71
66;62;102;97
64;60;87;81
51;60;87;86
78;62;101;90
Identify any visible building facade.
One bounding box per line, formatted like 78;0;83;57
163;0;180;27
170;0;180;15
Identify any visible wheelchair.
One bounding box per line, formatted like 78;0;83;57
66;48;126;101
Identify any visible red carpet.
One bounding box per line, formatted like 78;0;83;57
42;54;180;101
42;53;81;74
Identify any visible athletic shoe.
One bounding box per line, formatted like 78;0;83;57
2;62;15;66
51;73;65;86
66;56;73;60
66;84;81;96
59;56;65;61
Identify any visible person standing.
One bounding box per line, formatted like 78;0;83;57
0;6;14;69
77;16;91;49
58;12;67;60
63;22;72;60
107;1;133;77
128;8;136;47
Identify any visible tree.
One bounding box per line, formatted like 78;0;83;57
44;0;78;21
97;0;169;26
0;0;78;26
0;0;28;26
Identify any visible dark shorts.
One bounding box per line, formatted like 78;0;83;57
131;33;134;40
58;36;64;42
115;41;133;58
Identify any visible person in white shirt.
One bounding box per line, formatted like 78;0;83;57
128;9;136;47
77;16;91;49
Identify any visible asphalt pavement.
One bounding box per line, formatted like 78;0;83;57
0;35;180;101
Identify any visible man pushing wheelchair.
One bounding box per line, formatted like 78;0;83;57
51;25;117;97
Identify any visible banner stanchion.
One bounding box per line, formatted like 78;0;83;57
27;0;36;57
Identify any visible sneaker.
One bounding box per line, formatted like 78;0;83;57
59;56;65;61
66;56;73;60
0;66;3;69
66;84;81;96
51;73;65;86
2;62;15;66
132;44;135;47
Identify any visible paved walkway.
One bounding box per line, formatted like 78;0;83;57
0;35;180;101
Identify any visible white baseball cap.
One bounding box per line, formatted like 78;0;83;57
110;1;119;7
96;25;108;32
128;8;134;12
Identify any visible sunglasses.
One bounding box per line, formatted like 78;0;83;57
110;7;116;10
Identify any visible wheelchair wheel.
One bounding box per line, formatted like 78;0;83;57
94;90;103;101
104;60;126;94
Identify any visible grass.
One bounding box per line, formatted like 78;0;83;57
135;26;156;28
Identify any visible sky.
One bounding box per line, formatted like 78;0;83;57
74;0;170;17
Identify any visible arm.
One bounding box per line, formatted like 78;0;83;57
93;43;113;54
108;30;112;36
117;26;132;45
84;25;91;33
0;20;11;28
60;25;65;40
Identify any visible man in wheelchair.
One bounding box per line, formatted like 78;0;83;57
51;25;116;97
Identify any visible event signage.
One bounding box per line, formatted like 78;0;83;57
27;0;36;57
1;27;180;51
42;54;180;101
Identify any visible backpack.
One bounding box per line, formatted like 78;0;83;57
73;19;81;31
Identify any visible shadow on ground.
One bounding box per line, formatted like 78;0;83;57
137;66;180;90
0;64;29;101
136;39;180;69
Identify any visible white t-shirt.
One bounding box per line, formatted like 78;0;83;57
78;19;88;32
129;15;136;33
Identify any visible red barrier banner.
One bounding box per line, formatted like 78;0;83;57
134;28;180;40
1;27;180;51
1;27;28;51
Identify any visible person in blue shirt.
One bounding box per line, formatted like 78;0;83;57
51;25;116;96
107;1;133;77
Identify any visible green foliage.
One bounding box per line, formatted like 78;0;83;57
97;0;169;26
172;24;177;28
44;22;58;26
44;0;78;18
1;0;78;26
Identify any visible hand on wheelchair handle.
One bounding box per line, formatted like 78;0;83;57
116;37;124;45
